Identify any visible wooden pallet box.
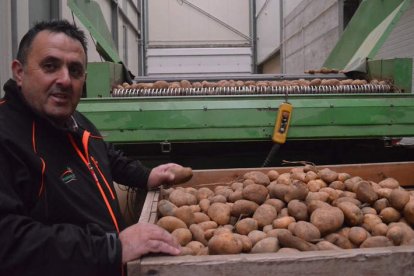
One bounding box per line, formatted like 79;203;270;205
128;162;414;276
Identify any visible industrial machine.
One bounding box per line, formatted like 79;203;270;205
71;0;414;169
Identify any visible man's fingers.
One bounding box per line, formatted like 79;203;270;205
145;240;182;255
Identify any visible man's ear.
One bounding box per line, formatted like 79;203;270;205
11;60;24;86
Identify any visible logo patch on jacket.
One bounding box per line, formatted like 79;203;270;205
60;167;77;184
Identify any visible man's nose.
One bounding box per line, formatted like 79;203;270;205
56;67;71;86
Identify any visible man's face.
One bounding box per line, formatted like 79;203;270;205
12;30;86;125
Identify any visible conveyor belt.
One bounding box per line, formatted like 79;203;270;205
112;83;393;97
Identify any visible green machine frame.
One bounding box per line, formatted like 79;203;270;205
73;0;414;168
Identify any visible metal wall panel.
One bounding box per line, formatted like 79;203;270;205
147;0;251;47
146;47;252;76
0;1;12;95
256;0;281;65
375;0;414;92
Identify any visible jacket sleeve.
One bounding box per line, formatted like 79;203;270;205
0;144;123;276
106;141;151;190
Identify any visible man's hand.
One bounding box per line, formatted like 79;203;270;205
119;222;181;263
147;163;183;189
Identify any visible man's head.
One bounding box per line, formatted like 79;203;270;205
12;20;88;126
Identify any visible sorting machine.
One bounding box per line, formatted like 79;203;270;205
73;0;414;169
78;58;414;169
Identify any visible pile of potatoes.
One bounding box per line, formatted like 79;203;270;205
115;78;388;91
156;165;414;256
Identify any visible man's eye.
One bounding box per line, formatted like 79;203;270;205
42;63;58;72
69;66;85;78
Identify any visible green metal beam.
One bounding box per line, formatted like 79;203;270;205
324;0;412;71
68;0;122;63
78;94;414;143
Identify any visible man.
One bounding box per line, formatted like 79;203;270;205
0;20;181;275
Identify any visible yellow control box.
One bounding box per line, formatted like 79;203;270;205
272;102;293;144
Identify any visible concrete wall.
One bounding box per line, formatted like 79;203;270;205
375;0;414;92
282;0;340;74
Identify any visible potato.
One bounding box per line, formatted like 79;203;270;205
251;237;280;253
189;224;208;246
214;187;232;200
316;241;343;251
209;194;227;204
310;207;344;235
199;198;210;213
272;216;296;229
284;180;309;202
169;189;197;207
208;202;231;225
235;218;259;235
324;233;354;249
263;224;273;233
243;171;270;186
231;182;244;190
158;199;177;217
253;204;277;228
277;230;318;251
291;221;321;242
307;200;332;214
361;207;377;215
348;226;368;246
337;201;363;226
208;232;243;255
196;187;214;201
267;182;291;200
231;199;259;217
157;216;188;232
185;241;205;255
168;166;192;184
291;171;307;182
379;207;401;224
248;230;267;246
276;173;291;185
228;190;243;202
319;187;340;202
361;214;382;232
337;172;351;182
360;236;393;248
373;198;389;213
174;206;195;226
332;196;361;207
305;191;329;203
198;220;218;231
318;168;338;183
387;222;414;245
234;233;253;253
378;178;400;189
171;228;193;246
329;180;345;190
179;246;195;256
356;181;378;204
388;188;410;210
371;223;388;236
267;170;280;181
304;170;318;182
243;183;269;205
264;198;285;213
287;200;308;221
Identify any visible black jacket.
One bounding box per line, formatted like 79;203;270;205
0;79;150;275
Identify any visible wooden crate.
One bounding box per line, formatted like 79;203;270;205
128;161;414;276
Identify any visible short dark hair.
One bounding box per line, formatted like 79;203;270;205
16;20;88;65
